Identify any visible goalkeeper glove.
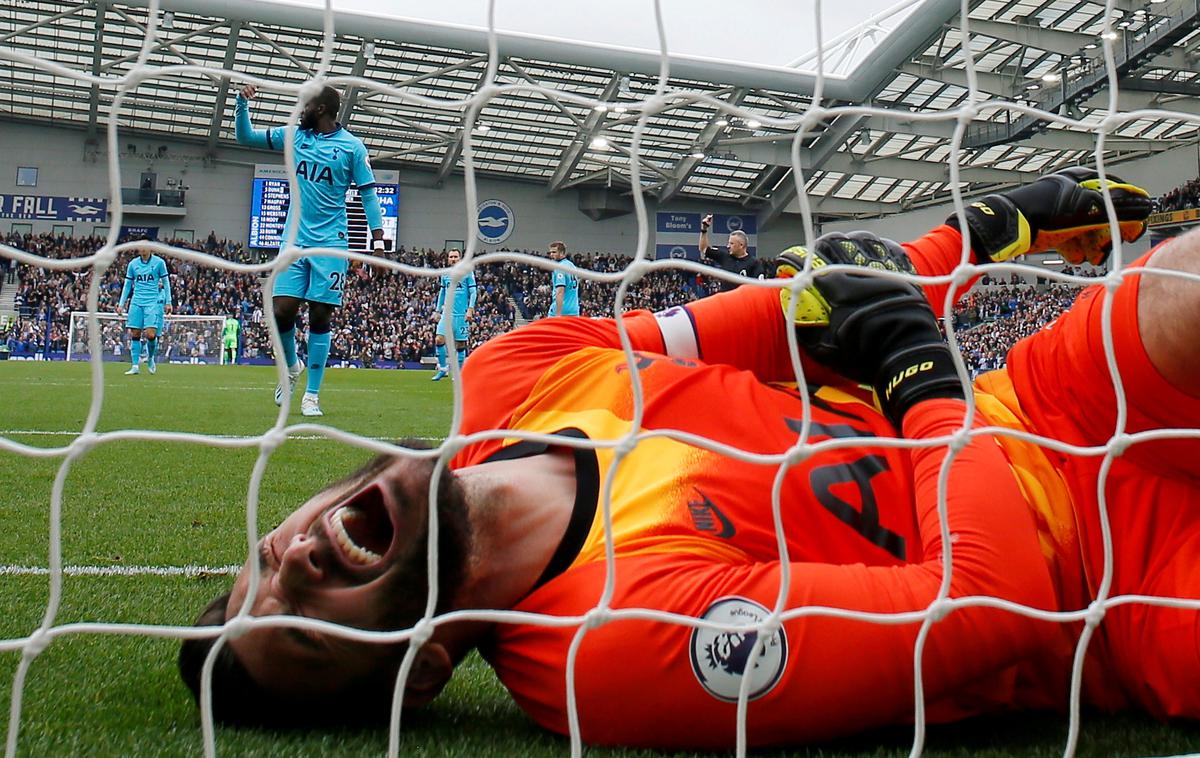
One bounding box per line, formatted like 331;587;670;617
946;166;1152;266
776;230;916;326
775;232;963;428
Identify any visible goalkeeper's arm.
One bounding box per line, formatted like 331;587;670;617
899;167;1152;318
945;167;1151;266
469;167;1154;411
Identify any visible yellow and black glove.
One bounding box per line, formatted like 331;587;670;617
776;230;917;326
946;166;1152;265
775;232;963;428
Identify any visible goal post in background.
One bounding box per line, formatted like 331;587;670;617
0;0;1198;757
66;312;228;364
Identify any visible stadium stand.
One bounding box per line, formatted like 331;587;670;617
1156;176;1200;212
2;232;1096;376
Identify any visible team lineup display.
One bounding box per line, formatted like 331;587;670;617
248;165;399;249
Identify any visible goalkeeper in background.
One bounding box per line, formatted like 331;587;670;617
431;248;476;382
181;170;1200;749
116;244;171;376
233;82;388;417
221;315;240;365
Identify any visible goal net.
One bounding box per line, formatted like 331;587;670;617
65;312;228;364
1;0;1199;757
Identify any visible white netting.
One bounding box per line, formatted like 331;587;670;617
66;312;227;363
1;1;1199;757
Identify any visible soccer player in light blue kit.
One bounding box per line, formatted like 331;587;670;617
117;245;171;375
141;282;171;365
431;248;477;381
233;83;387;416
547;240;579;317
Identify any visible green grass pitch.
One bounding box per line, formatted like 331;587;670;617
0;361;1195;757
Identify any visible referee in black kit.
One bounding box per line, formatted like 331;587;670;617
698;213;769;291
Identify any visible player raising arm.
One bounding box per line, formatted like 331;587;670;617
698;212;768;290
116;244;171;376
233;83;388;416
180;170;1200;750
431;249;476;381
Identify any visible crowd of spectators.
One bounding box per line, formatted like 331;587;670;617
1156;177;1200;213
951;274;1097;376
480;249;718;319
4;232;256;356
3;232;1097;375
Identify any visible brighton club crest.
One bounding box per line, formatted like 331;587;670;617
476;199;514;244
689;597;788;702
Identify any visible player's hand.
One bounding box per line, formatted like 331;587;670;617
116;304;124;316
700;214;713;232
465;308;474;321
370;237;388;254
164;305;173;315
947;167;1152;266
239;84;258;100
775;231;962;427
774;231;916;327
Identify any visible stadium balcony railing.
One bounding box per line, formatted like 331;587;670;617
119;187;187;213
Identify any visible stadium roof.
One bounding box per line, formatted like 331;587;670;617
1;0;1198;227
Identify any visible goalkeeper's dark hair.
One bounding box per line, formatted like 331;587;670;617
177;592;404;728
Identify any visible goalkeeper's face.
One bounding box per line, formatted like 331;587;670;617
223;453;472;696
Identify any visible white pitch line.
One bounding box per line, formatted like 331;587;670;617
0;564;240;577
0;430;441;442
0;380;395;393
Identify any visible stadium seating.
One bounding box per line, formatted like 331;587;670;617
1157;176;1200;212
1;233;1094;375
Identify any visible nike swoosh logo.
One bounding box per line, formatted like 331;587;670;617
689;488;736;539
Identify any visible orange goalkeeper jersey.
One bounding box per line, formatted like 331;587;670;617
450;237;1084;748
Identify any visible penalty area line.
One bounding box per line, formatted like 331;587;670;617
0;564;240;577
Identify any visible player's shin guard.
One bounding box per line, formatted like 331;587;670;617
146;338;157;360
130;339;142;366
457;348;466;367
306;329;331;395
435;343;448;370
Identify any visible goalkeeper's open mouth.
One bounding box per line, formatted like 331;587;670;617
324;482;396;573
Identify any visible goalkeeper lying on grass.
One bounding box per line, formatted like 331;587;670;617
180;168;1198;749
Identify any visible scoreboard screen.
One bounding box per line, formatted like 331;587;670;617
248;179;399;249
